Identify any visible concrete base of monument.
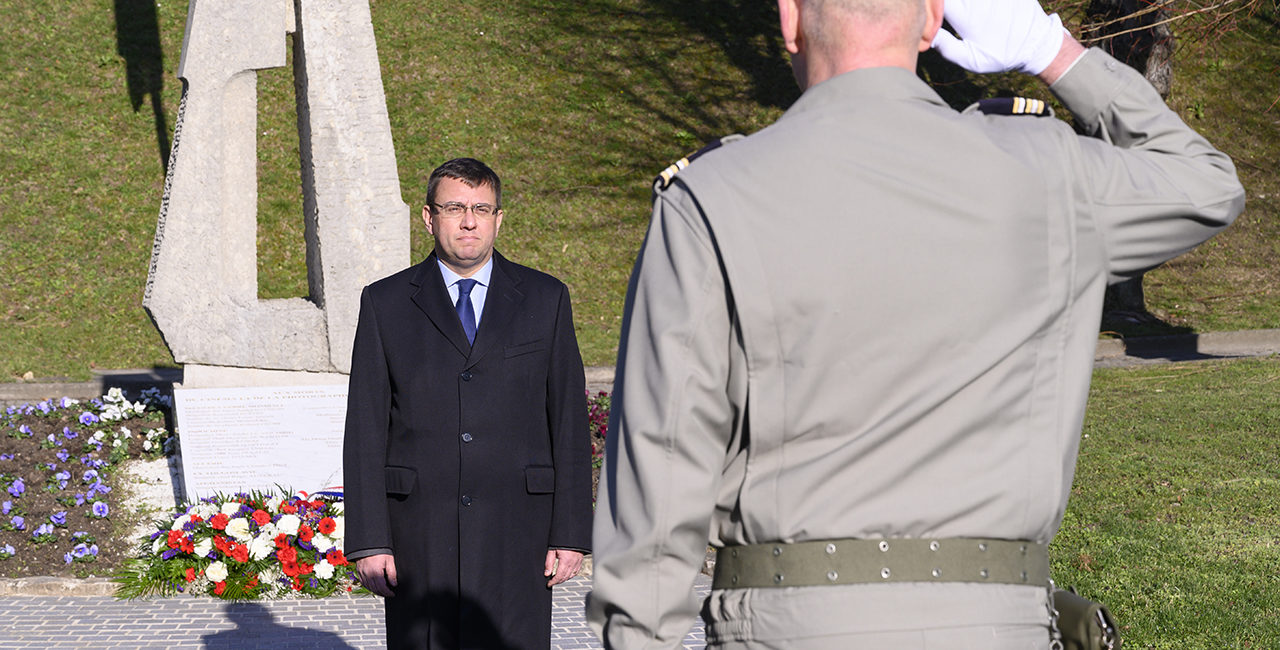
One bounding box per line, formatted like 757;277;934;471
179;364;349;389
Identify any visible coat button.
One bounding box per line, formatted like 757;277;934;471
462;432;473;443
461;495;472;506
460;371;473;381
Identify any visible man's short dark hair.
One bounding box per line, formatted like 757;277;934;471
425;158;502;210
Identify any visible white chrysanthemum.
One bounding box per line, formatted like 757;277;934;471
193;503;218;519
257;522;277;539
170;515;191;531
205;561;229;582
151;536;164;554
220;502;243;517
224;518;252;542
331;516;345;540
259;567;279;586
248;533;275;561
194;538;213;558
313;534;335;553
275;514;301;536
329;501;344;515
314;560;335;580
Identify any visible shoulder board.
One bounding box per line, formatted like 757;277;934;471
963;97;1054;118
653;134;745;191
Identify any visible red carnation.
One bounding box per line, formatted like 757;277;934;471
297;525;314;543
251;510;271;526
298;562;314;576
280;503;298;515
214;581;226;596
210;513;229;530
277;546;298;564
317;517;337;535
184;567;196;582
230;544;249;563
166;530;185;549
180;537;195;554
325;549;348;566
246;577;259;589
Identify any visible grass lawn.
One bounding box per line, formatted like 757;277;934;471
1052;356;1280;649
2;1;1278;380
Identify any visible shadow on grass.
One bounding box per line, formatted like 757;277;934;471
113;0;169;174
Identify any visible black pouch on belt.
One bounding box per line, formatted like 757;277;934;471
1054;587;1120;650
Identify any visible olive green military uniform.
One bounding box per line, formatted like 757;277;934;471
588;49;1244;648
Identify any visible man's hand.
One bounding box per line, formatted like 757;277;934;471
356;553;398;598
931;0;1065;75
544;549;584;587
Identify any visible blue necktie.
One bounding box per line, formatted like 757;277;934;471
455;279;478;345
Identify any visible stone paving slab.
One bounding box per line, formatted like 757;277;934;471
0;575;712;649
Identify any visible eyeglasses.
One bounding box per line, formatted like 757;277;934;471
430;202;499;218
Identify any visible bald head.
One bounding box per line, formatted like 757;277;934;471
779;0;942;88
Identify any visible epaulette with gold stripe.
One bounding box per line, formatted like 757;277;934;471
964;96;1054;118
653;134;745;191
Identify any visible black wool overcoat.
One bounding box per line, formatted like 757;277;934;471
343;250;593;649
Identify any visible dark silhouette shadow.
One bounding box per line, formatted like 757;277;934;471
1114;333;1233;362
114;0;170;173
202;602;358;649
641;0;799;110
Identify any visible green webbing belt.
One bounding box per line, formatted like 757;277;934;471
712;538;1049;590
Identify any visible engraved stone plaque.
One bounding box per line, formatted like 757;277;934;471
174;384;347;500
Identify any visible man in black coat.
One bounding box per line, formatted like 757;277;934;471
343;158;593;649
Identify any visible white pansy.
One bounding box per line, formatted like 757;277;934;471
93;431;106;441
312;534;334;553
142;440;152;451
224;518;252;542
112;439;122;448
194;538;213;558
314;560;335;580
119;426;132;437
106;387;125;402
205;560;228;582
221;502;243;517
248;533;275;561
170;515;191;531
275;514;301;536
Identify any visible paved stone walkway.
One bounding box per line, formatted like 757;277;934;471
0;575;712;649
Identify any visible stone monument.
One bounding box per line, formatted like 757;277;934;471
144;0;408;498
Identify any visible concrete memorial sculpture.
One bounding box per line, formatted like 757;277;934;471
144;0;408;498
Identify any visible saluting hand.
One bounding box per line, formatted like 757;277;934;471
544;549;584;587
931;0;1065;75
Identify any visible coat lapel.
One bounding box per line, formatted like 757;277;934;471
409;252;473;358
465;250;525;369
